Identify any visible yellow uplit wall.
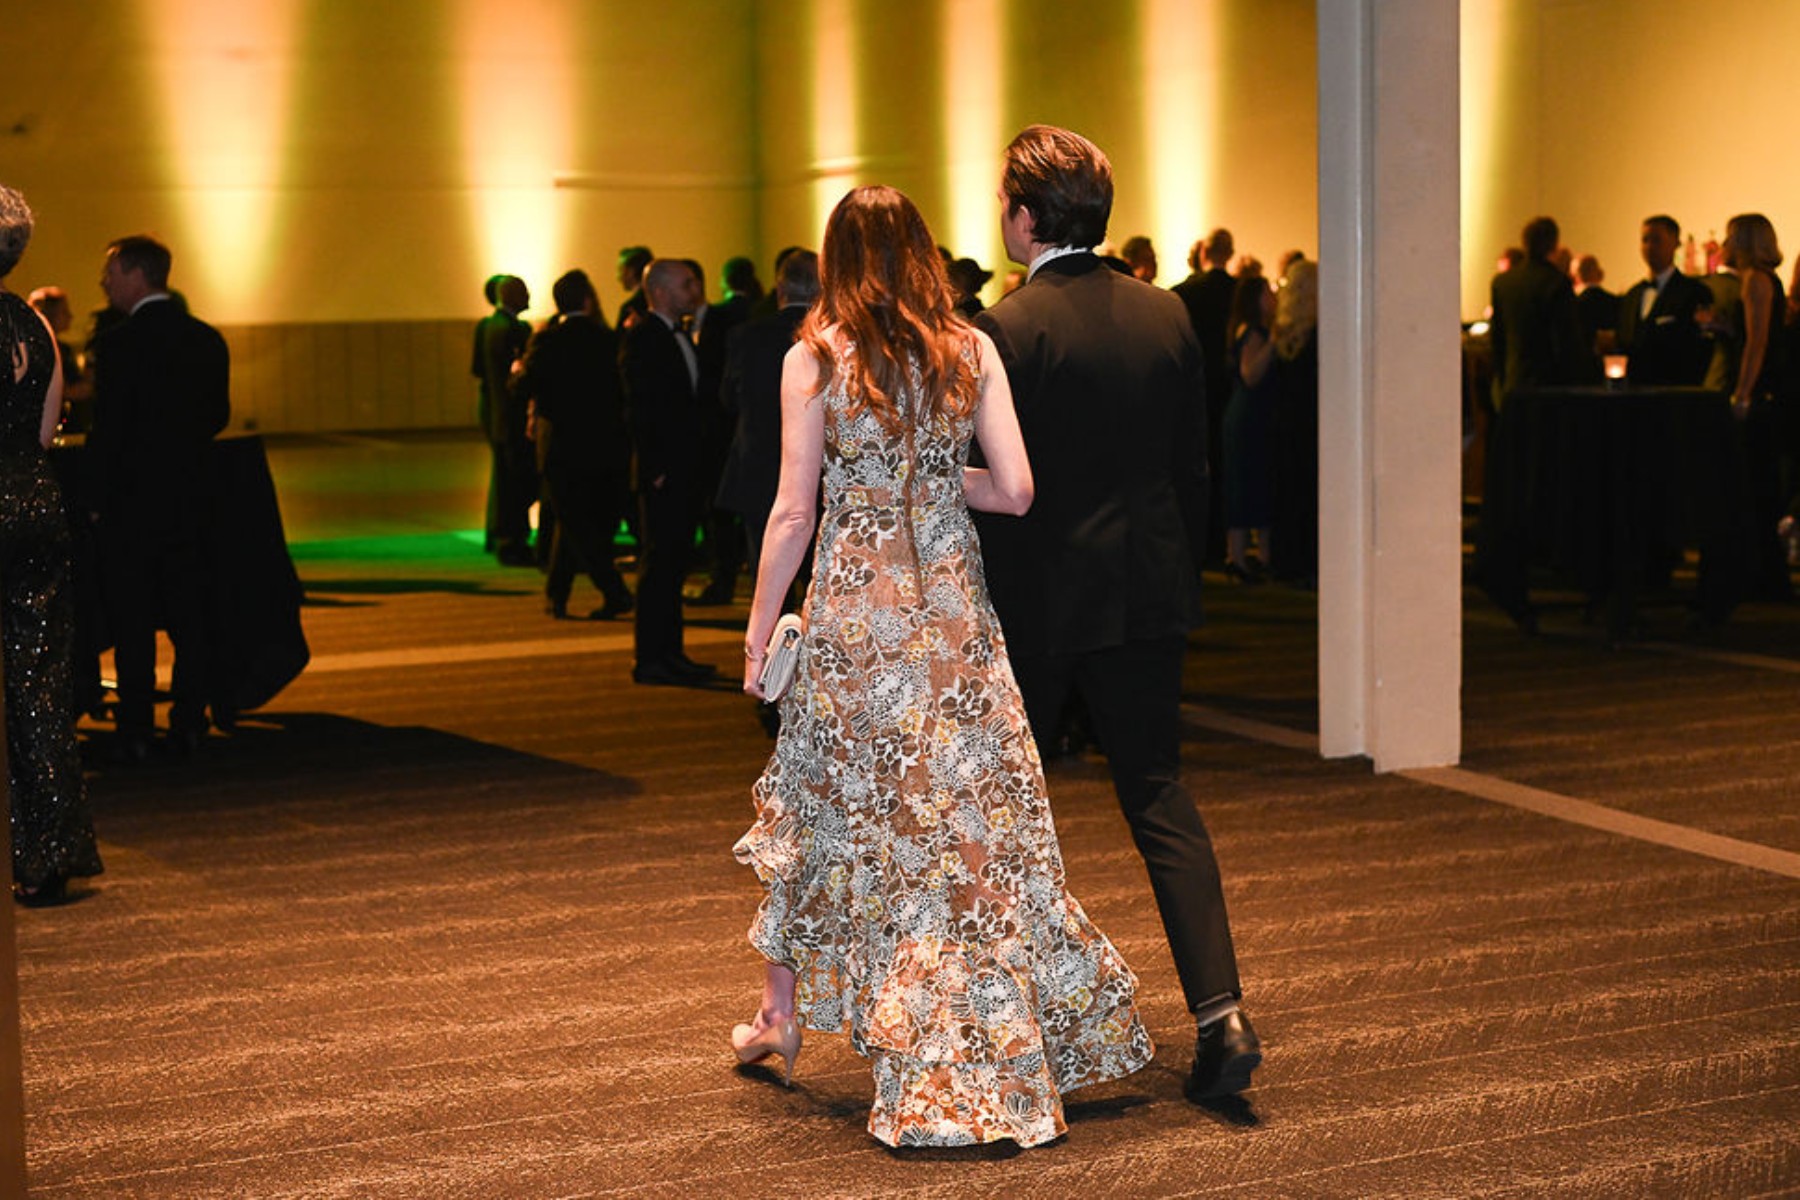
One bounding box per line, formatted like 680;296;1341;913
756;0;1318;301
6;1;758;329
13;2;1794;429
1458;0;1800;317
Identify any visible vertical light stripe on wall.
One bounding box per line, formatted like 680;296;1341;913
454;0;573;308
810;0;861;237
1140;0;1219;287
942;0;1005;294
147;0;302;317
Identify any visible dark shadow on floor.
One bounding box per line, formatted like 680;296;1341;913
302;578;537;598
80;711;638;818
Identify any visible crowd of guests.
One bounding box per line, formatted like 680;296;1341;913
475;225;1322;684
1484;211;1800;600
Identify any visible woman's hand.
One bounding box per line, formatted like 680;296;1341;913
744;645;767;699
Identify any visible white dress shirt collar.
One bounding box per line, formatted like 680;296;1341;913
1026;244;1090;282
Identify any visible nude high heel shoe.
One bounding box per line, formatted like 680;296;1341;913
731;1017;801;1085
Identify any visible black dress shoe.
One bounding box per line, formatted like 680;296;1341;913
546;598;571;619
671;654;718;679
588;595;635;620
1187;1010;1262;1100
632;659;705;687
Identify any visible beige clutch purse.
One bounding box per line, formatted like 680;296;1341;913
757;614;805;701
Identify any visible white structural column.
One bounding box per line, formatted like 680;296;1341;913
1316;0;1462;771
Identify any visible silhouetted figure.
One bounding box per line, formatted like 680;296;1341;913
87;234;229;760
516;269;635;620
0;186;103;902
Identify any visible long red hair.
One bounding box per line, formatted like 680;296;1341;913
801;185;979;428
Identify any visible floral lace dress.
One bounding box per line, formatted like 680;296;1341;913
733;345;1153;1148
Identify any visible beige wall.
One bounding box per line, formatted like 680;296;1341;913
21;2;1791;426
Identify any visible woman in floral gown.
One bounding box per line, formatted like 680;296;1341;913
732;185;1153;1148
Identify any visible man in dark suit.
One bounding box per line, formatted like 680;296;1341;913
974;125;1261;1102
1616;214;1713;386
716;249;818;576
515;269;634;622
1488;215;1592;407
1572;253;1617;359
1171;229;1237;570
471;274;535;566
620;258;715;686
614;246;653;331
87;235;230;759
685;259;748;606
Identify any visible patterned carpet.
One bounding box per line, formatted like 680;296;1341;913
13;440;1799;1197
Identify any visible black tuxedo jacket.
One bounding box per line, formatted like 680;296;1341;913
1489;259;1592;400
619;313;700;491
516;313;627;473
974;253;1206;658
715;304;806;524
1617;270;1712;385
1171;267;1234;372
86;297;230;529
471;307;530;443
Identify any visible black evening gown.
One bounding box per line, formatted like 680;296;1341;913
1;291;103;890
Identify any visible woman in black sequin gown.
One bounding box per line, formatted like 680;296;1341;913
0;185;103;904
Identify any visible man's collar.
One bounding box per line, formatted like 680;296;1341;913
1649;265;1676;289
130;293;171;316
1026;245;1091;281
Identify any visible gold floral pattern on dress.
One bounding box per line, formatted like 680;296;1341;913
734;347;1154;1148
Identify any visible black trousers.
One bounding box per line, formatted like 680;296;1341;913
491;432;536;554
634;479;694;664
100;522;211;737
543;460;632;609
1011;635;1242;1011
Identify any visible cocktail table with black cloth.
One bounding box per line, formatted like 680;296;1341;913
1476;385;1754;641
51;435;309;728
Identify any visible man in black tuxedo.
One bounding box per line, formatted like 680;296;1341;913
1171;229;1237;569
471;274;535;566
1616;214;1713;386
620;259;715;686
87;235;230;759
1480;217;1593;630
615;246;653;332
1488;215;1592;406
516;269;634;621
974;125;1261;1102
685;259;747;606
716;249;818;576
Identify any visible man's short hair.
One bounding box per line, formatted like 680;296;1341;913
617;245;654;271
0;185;33;278
1644;214;1680;240
1205;228;1235;266
775;249;820;307
1521;217;1559;262
1001;124;1113;250
723;256;758;294
107;235;173;289
552;269;594;315
483;274;509;305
